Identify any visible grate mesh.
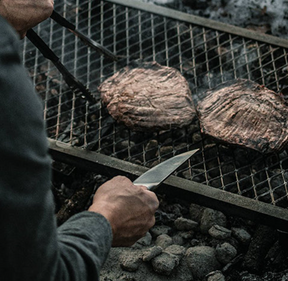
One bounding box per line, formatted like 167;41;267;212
22;0;288;208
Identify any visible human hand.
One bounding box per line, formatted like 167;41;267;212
88;176;159;247
0;0;54;38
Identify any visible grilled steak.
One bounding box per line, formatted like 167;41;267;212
99;61;196;131
196;79;288;153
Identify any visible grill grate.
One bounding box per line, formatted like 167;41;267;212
22;0;288;209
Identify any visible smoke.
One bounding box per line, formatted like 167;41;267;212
224;0;287;37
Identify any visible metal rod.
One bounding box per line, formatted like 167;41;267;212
107;0;288;49
51;10;118;61
48;138;288;232
26;29;95;103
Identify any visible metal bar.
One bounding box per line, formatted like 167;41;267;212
46;20;54;124
270;45;280;91
100;1;104;82
84;102;89;147
203;28;211;88
242;38;251;80
190;25;197;88
251;168;258;199
86;0;92;89
177;21;182;73
164;18;169;66
113;4;118;72
216;146;225;190
106;0;288;49
26;28;94;103
151;14;155;61
280;159;288;203
265;168;276;205
138;10;143;61
43;23;50;123
256;42;265;85
70;0;79;144
126;7;129;65
50;9;117;61
229;34;237;79
216;31;224;83
48;138;288;231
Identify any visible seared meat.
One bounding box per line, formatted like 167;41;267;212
196;79;288;153
99;61;196;131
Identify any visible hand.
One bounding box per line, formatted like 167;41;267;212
0;0;54;38
88;176;159;247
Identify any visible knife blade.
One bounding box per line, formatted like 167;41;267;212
133;149;199;191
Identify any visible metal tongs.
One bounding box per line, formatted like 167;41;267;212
26;10;118;103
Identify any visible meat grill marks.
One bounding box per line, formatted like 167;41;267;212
196;79;288;154
99;61;196;132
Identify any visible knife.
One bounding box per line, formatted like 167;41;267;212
133;149;199;191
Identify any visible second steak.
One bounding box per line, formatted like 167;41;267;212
196;79;288;153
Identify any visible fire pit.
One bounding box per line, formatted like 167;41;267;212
22;0;288;230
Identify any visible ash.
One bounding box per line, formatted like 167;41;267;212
52;162;288;281
148;0;288;39
99;194;288;281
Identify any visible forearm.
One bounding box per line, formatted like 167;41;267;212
0;16;112;280
57;212;112;280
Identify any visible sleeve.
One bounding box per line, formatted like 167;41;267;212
0;16;112;281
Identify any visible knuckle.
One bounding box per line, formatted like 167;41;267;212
154;197;160;208
148;217;156;229
117;175;130;182
150;195;159;210
46;2;54;16
112;175;126;184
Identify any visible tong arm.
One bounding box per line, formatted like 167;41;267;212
26;29;59;63
26;29;95;103
50;10;118;61
50;10;75;30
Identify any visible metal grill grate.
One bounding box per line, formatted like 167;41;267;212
22;0;288;209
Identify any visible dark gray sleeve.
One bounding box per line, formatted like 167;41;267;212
0;16;112;280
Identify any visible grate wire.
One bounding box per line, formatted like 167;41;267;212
22;0;288;208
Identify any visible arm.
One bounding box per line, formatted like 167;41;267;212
0;16;113;280
0;12;158;281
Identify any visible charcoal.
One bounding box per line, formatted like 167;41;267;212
99;61;196;131
196;79;288;153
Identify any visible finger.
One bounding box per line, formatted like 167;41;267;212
137;185;159;205
145;190;159;207
147;215;156;229
138;185;148;191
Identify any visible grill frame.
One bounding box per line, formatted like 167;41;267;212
49;138;288;231
22;0;288;228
